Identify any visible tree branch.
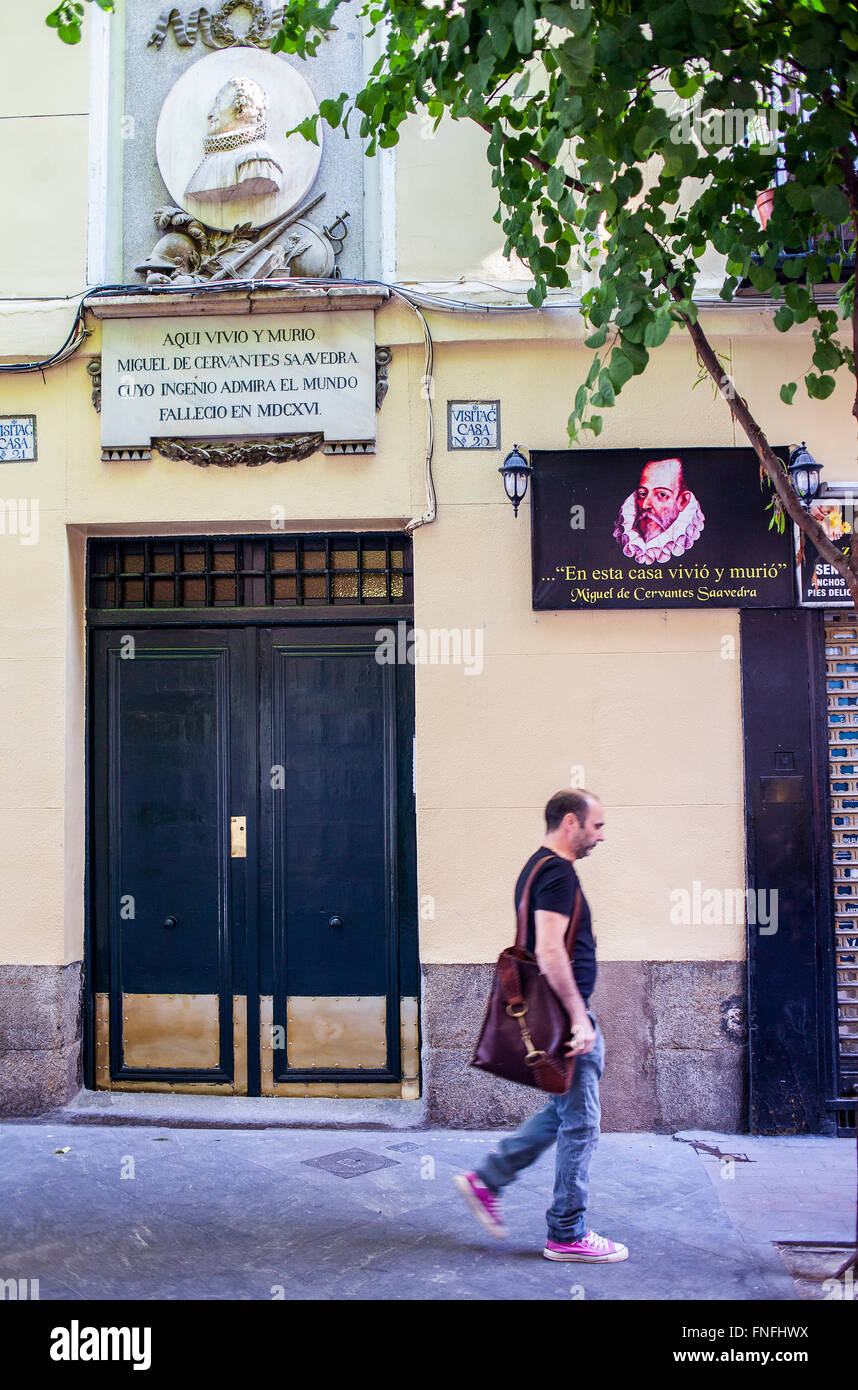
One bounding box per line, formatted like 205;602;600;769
669;285;858;603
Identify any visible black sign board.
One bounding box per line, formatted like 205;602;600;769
531;447;794;610
795;497;855;606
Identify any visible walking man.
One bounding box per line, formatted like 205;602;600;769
454;789;628;1262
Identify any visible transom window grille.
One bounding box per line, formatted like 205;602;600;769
824;611;858;1088
87;535;412;609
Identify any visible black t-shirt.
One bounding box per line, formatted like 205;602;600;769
515;848;597;1003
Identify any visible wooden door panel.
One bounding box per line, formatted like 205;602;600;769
91;630;247;1085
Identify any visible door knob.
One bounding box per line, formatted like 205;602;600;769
328;915;344;929
163;915;178;930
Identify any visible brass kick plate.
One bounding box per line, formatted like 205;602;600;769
230;816;247;858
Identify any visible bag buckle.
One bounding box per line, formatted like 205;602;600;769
524;1048;546;1066
506;1001;543;1064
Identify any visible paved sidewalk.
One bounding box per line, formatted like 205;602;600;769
2;1121;852;1300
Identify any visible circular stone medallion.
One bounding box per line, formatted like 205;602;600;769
156;47;322;232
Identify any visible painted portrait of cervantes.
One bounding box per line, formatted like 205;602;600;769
155;48;322;232
612;456;705;564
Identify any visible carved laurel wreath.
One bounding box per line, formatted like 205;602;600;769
152;434;324;467
149;2;280;50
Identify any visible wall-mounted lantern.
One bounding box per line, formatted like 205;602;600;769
498;444;533;518
787;441;823;507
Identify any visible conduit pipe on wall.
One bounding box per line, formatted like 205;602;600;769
390;287;437;534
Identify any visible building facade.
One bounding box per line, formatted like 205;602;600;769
0;0;855;1134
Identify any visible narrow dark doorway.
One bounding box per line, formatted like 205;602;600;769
740;607;838;1132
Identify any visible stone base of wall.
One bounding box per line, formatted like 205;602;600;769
422;960;747;1132
0;964;83;1115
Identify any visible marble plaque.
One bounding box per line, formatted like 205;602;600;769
100;310;377;448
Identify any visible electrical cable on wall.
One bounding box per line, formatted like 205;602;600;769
0;274;553;533
389;288;436;534
0;275;577;376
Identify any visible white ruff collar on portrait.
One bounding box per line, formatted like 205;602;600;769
203;120;268;154
612;492;705;564
185;126;283;204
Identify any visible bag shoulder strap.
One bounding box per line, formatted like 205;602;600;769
564;888;583;956
515;853;577;950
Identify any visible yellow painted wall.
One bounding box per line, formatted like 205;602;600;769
0;1;90;297
409;320;839;967
3;296;854;970
2;5;856;978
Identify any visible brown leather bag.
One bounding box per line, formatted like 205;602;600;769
470;855;583;1094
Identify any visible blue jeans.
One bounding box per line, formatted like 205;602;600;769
475;1012;604;1244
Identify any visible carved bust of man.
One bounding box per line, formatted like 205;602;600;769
185;76;283;205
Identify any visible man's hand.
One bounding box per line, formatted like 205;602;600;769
565;1015;596;1057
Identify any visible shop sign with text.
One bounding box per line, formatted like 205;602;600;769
795;494;855;607
100;310;376;449
531;447;794;610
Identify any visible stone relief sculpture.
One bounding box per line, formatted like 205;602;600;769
149;2;285;51
144;43;343;283
135;203;349;285
186;76;284;206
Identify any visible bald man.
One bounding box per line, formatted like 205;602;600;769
613;456;705;564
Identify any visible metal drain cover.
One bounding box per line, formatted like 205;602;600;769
302;1148;401;1179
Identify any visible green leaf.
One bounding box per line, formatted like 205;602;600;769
784;283;810;312
620;338;649;372
669;69;701;99
643;314;672;348
513;2;535;54
812;341;842;372
779;381;797;405
748;262;777;293
606;348;635;391
585;326;608;349
547;164;566;200
785;182;812;213
806;373;837;399
319;96;346;127
597;371;616;406
490;22;512;58
574;383;588;413
773;305;794;331
556;34;595;82
811;185;851;224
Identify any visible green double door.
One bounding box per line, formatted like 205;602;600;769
89;623;418;1096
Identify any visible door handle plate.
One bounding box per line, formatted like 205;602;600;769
230;815;247;858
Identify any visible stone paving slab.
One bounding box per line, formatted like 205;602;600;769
0;1123;803;1301
674;1130;856;1243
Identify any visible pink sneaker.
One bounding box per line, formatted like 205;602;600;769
453;1171;507;1239
543;1229;629;1262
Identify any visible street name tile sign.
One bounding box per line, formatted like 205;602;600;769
100;310;377;449
447;400;500;450
0;415;36;463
